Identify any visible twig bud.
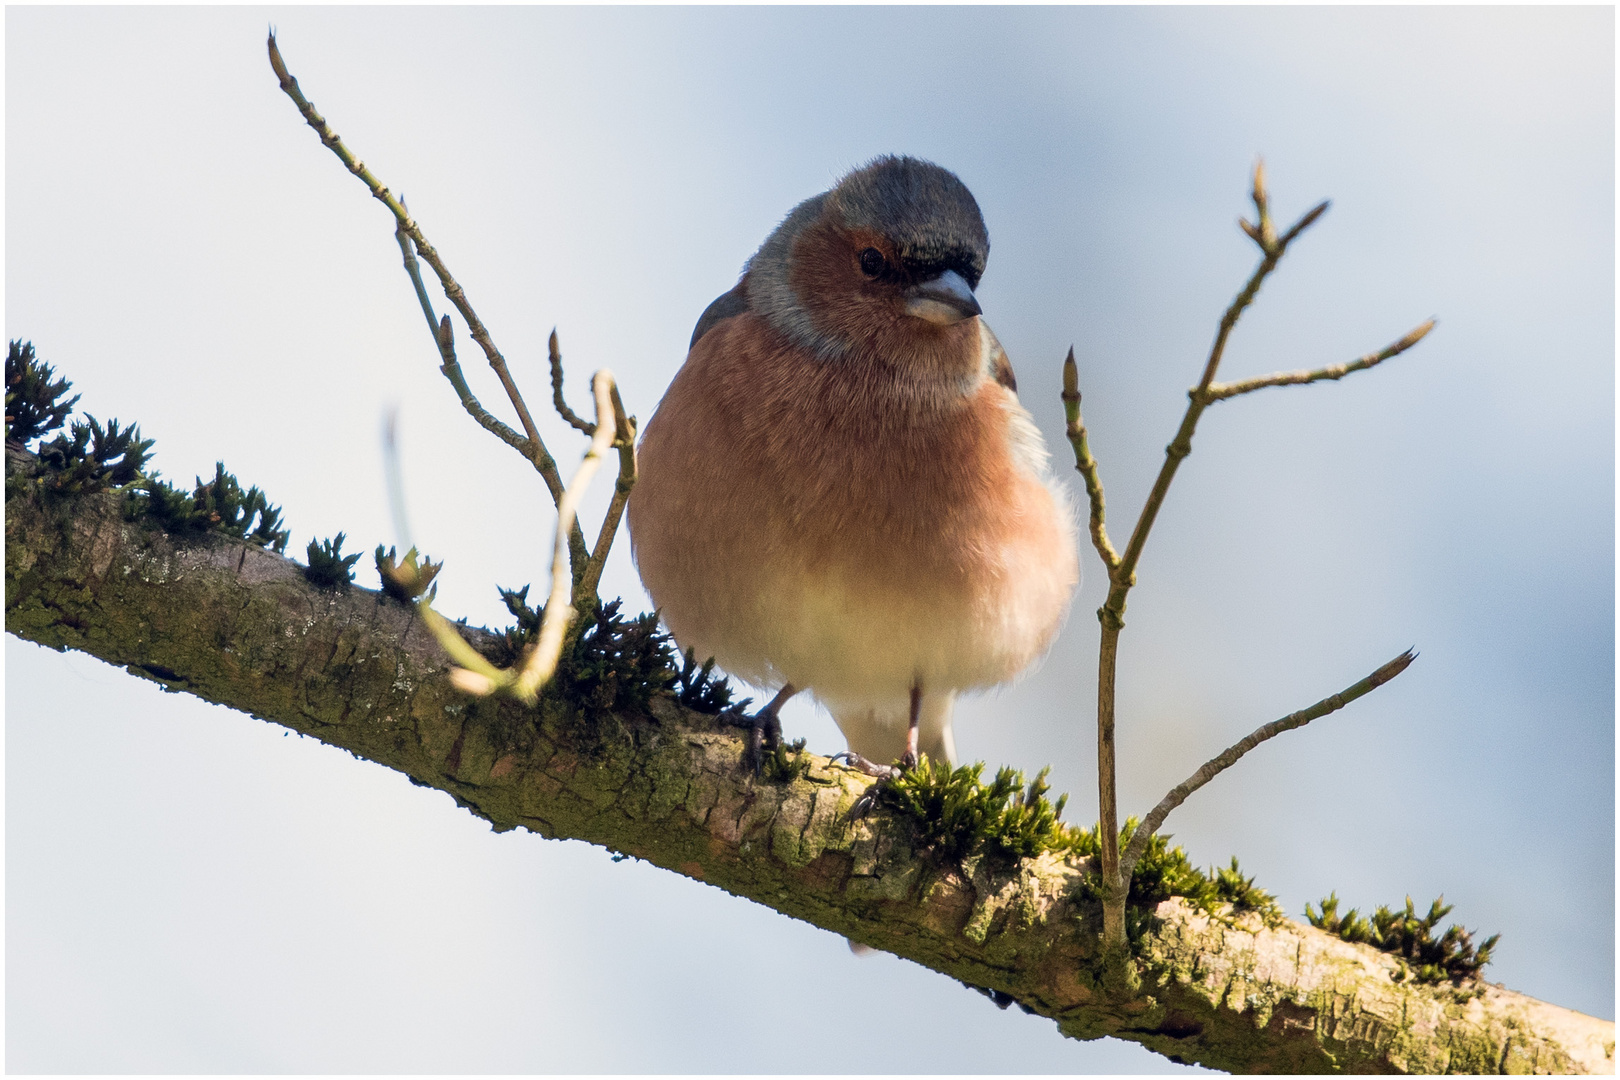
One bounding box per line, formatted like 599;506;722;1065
1397;319;1437;352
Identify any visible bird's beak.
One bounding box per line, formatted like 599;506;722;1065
903;269;982;325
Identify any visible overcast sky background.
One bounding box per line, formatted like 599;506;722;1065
6;6;1613;1073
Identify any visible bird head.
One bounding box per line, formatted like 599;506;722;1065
745;156;990;364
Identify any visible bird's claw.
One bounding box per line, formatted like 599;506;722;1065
827;751;900;780
827;751;905;820
720;702;781;775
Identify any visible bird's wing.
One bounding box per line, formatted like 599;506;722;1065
983;322;1017;393
689;281;750;349
992;346;1017;393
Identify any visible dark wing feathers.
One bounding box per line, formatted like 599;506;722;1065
690;283;750;349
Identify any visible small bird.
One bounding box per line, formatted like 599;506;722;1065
628;156;1078;772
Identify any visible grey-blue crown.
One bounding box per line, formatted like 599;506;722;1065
832;156;988;286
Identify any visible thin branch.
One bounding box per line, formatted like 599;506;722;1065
1119;649;1417;880
578;382;637;602
433;371;621;704
1105;167;1330;630
1202;320;1436;402
394;204;440;338
1061;347;1119;573
1093;162;1366;954
391;214;527;454
266;31;567;507
428;308;530;451
549;330;596;435
513;371;620;700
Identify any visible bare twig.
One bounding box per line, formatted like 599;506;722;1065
429;370;622;705
266;31;567;507
1202;320;1436;402
1062;348;1120;573
512;371;621;700
1106;167;1329;632
1119;650;1417;880
1094;162;1329;946
1082;160;1432;954
578;382;637;602
549;330;596;435
394;204;440;338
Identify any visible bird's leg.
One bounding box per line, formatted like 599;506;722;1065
829;682;927;796
721;683;797;773
902;682;923;770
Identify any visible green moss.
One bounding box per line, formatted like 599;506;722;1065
38;415;152;493
5;340;79;446
1306;892;1498;984
761;736;812;783
556;597;674;720
495;583;543;656
670;646;740;714
875;758;1086;862
128;463;289;553
7;343;287;552
374;544;441;602
303;532;361;590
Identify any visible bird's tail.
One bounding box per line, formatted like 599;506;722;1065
826;691;958;768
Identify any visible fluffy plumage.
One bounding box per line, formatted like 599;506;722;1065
629;156;1078;767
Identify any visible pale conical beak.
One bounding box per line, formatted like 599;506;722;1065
903;269;981;325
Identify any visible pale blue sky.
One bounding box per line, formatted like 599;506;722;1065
7;6;1613;1071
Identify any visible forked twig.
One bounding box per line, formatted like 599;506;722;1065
579;382;637;602
427;370;623;705
267;31;566;505
1107;165;1331;628
1119;650;1417;880
513;371;621;699
1069;159;1436;952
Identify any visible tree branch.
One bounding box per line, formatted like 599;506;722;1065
267;31;566;507
579;380;637;603
1105;170;1329;629
1061;347;1120;573
549;330;597;436
1120;650;1417;881
1202;320;1436;403
8;450;1610;1073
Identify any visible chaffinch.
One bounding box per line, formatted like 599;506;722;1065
628;156;1078;773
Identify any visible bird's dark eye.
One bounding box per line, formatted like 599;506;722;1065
858;248;887;278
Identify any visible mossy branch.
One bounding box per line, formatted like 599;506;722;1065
7;454;1611;1074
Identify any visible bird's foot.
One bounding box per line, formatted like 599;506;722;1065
827;751;901;780
719;701;781;774
827;752;909;819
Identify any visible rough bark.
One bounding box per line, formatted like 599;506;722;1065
6;448;1613;1074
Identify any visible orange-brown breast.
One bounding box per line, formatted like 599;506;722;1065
628;310;1077;701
